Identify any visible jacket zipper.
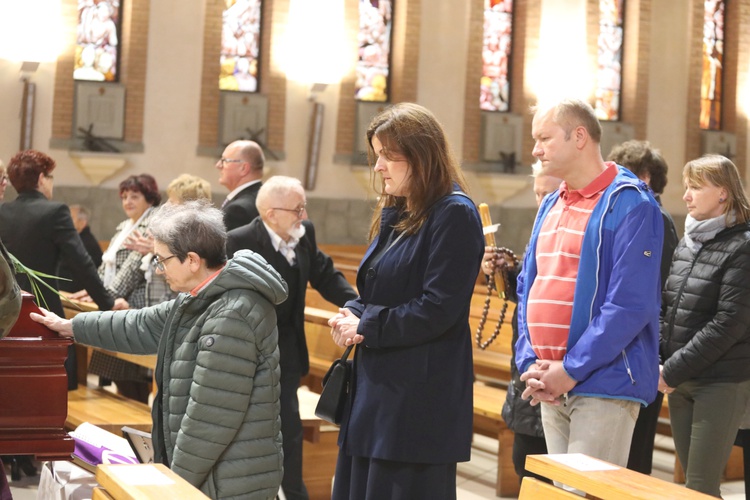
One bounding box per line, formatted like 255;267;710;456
621;351;636;385
666;246;704;343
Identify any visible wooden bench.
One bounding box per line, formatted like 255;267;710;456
66;385;152;437
523;453;714;499
473;382;520;497
469;280;514;386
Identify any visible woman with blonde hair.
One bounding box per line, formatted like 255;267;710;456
659;154;750;496
329;103;484;499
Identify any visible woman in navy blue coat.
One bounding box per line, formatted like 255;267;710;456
329;103;484;499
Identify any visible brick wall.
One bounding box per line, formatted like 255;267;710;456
684;0;745;171
520;0;541;167
334;0;359;156
463;0;538;166
121;0;149;143
334;0;420;158
51;0;78;139
390;0;420;104
726;0;748;175
197;0;223;149
461;0;483;164
685;0;705;164
620;0;651;138
265;0;287;153
198;0;286;153
51;0;149;145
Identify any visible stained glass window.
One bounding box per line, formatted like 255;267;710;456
75;0;121;82
480;0;513;112
700;0;725;130
595;0;624;121
355;0;392;102
220;0;262;92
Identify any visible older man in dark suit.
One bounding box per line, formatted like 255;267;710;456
227;176;357;500
216;140;264;231
0;150;115;390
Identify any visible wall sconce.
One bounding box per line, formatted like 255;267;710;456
281;0;348;190
19;62;40;151
304;83;328;190
0;1;64;151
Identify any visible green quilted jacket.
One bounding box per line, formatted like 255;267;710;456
73;250;287;499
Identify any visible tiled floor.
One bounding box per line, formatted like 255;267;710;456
6;434;748;499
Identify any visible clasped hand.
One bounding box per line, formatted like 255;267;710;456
123;230;155;256
519;360;576;406
657;365;675;395
328;308;363;347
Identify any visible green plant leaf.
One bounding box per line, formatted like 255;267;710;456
7;253;81;311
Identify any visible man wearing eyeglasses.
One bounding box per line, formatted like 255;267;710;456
227;176;357;500
216;140;265;231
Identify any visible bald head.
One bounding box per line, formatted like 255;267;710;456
216;140;265;191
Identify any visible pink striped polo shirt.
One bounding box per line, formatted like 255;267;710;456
526;162;618;360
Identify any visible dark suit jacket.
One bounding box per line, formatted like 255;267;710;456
340;192;483;464
222;182;261;232
0;191;114;316
58;226;103;292
226;218;356;374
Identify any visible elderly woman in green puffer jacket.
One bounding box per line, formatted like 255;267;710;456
31;200;287;500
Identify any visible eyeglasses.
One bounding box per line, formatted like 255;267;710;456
272;204;307;218
152;254;177;272
44;173;54;180
217;158;244;168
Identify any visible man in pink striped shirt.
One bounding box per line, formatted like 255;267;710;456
516;98;663;468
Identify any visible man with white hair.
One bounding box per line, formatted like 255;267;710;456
227;176;356;500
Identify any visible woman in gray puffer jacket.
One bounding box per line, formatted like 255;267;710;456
32;201;287;499
659;155;750;497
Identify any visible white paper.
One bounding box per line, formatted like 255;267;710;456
545;453;619;471
70;422;137;458
109;465;176;485
483;224;501;235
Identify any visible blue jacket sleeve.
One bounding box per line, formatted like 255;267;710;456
563;199;663;382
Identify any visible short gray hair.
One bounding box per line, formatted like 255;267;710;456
256;176;303;215
533;98;602;143
149;199;227;268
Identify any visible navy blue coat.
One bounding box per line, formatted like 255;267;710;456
340;192;484;464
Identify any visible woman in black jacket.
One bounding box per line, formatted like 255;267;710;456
659;154;750;497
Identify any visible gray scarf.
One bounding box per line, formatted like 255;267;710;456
684;211;734;253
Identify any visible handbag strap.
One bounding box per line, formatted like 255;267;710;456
340;344;354;361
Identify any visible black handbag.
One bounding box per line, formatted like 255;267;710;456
314;345;354;425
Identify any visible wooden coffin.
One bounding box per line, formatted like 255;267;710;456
0;292;74;460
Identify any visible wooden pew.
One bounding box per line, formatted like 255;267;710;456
474;382;520;497
519;476;581;499
95;463;209;499
469;281;514;386
66;385;152;436
523;453;714;499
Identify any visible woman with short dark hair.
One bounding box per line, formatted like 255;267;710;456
0;150;117;480
0;150;114;387
73;173;163;402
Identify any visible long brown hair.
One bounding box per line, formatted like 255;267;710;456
366;103;469;242
683;154;750;224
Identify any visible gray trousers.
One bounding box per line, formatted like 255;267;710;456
669;379;750;498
